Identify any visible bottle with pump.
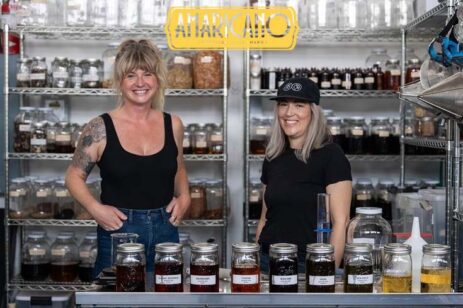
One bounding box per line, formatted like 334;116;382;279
404;217;427;293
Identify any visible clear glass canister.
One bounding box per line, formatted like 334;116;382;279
69;59;83;89
16;58;32;87
118;0;139;28
365;48;391;69
231;242;260;293
382;243;412;293
116;243;146;292
9;178;30;219
352;178;375;214
190;243;219;292
65;0;89;26
53;180;75;219
421;244;451;293
71;123;84;151
385;59;401;91
51;57;70;88
188;179;206;219
347;207;392;277
327;116;346;152
346;117;367;154
30;56;48;87
21;233;50;281
416;116;436;137
250;117;270;155
167;51;193;89
209;124;223;154
102;42;120;88
81;59;102;88
269;243;298;293
337;0;367;29
193;125;208;155
50;233;79;282
205;180;223;219
154;243;183;292
369;117;391;154
89;0;107;26
32;179;54;219
406;58;421;83
193;50;223;89
14;107;36;152
55;122;73;153
79;232;98;282
344;243;374;293
305;243;335;293
30;121;48;153
249;178;263;220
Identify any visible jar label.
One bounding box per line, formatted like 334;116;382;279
355;194;371;201
201;56;213;63
56;135;71;142
19;124;31;132
271;275;297;285
183;139;190;148
195;141;207;148
348;274;373;285
17;73;29;81
321;81;331;88
36;191;49;198
330;127;341;135
365;77;375;84
80;251;91;259
354;77;364;84
82;74;99;82
309;77;318;84
51;249;66;257
351;129;364;136
342;80;352;89
250;194;259;202
191;192;201;198
174;56;191;65
250;77;261;90
256;128;267;135
405;127;413;135
191;275;216;286
411;71;421;78
378;130;390;137
331;78;341;85
55;190;70;197
391;69;401;76
9;191;21;197
211;135;223;142
232;274;258;285
31;138;46;146
30;73;46;80
155;274;182;285
308;275;335;286
352;237;375;245
53;71;69;79
29;248;46;256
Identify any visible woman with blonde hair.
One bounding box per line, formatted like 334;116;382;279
256;77;352;273
65;39;190;277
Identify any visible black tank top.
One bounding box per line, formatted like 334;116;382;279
97;112;178;210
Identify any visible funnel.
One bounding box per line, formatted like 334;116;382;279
420;57;454;89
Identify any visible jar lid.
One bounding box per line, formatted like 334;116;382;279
269;243;297;254
20;107;35;111
378;179;395;185
11;178;27;184
30;230;46;237
18;57;31;63
57;234;73;240
371;116;389;121
423;179;439;185
205;179;222;186
191;242;218;253
356;207;382;215
384;243;411;254
85;232;97;240
405;180;418;185
250;53;262;59
357;178;372;185
232;242;259;253
54;56;68;62
306;243;334;254
189;179;203;185
372;48;387;53
345;243;372;253
28;233;45;239
118;243;145;253
408;58;421;64
348;116;365;121
32;56;46;61
423;244;450;255
249;178;262;185
155;242;183;253
107;42;121;48
34;179;50;185
86;58;100;64
327;116;342;122
387;58;400;64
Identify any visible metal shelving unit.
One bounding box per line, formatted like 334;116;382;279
9;277;96;292
9;87;225;96
7;219;225;228
249;154;447;163
249;89;397;98
8;153;225;161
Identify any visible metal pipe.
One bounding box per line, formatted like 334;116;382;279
3;23;10;302
399;28;407;187
222;47;228;267
452;122;460;290
446;120;454;247
244;48;250;242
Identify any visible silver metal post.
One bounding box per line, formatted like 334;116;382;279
222;47;228;267
446;119;454;247
3;22;10;302
244;48;250;242
452;122;460;290
399;28;407;187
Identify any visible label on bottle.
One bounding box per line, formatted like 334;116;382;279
82;74;100;82
309;77;318;84
174;56;191;65
268;72;276;90
232;274;258;285
355;193;371;201
308;275;335;286
156;274;182;285
29;248;46;256
330;127;341;135
391;69;401;76
321;81;331;89
19;124;31;132
353;237;375;245
256;128;267;135
36;191;49;198
51;248;66;257
31;138;46;146
17;73;29;81
183;139;190;148
354;77;364;84
411;71;421;78
191;275;216;285
250;193;260;203
331;78;341;85
348;274;373;285
405;126;413;135
30;73;46;80
191;192;201;199
378;130;390;137
211;135;223;142
55;190;70;198
56;134;71;142
351;129;364;136
342;80;352;89
195;141;207;148
9;191;21;197
365;77;375;84
250;77;261;90
53;71;69;79
201;56;213;63
79;251;91;259
271;275;297;285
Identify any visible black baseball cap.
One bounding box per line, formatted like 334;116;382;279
270;77;320;105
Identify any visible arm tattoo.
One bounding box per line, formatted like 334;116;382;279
71;117;106;177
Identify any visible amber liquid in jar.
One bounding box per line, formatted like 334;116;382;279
183;146;193;154
344;264;373;293
193;147;209;155
116;264;146;292
190;264;219;292
50;261;79;282
250;140;266;155
79;264;94;282
231;265;260;292
421;267;451;293
21;262;50;281
269;257;298;293
385;71;401;91
154;262;183;292
383;274;412;293
306;260;335;293
368;134;390;155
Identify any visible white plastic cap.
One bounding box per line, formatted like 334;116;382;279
356;207;382;215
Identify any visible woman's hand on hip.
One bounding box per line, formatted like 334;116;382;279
166;196;189;226
91;203;128;231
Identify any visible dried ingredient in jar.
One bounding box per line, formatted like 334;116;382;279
117;264;146;292
269;256;298;293
167;56;193;88
193;51;223;89
189;186;206;219
344;264;373;293
14;122;32;152
30;124;47;153
306;259;335;293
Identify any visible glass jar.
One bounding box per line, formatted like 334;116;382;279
32;179;54;219
231;242;260;293
71;123;84;151
337;0;367;29
404;179;419;193
269;243;298;293
250;117;271;155
365;48;391;69
416;116;436;138
421;244;451;293
367;0;392;29
205;180;223;219
249;178;263;220
69;59;83;89
327;116;346;152
316;0;337;28
55;122;73;153
385;59;401;91
389;118;400;154
51;57;70;88
154;243;183;292
21;233;50;281
347;207;392;277
382;243;412;293
167;51;193;89
102;42;119;88
30;121;47;153
9;178;30;219
188;179;206;219
89;0;106;26
369;117;391;154
375;179;397;223
183;129;193;154
81;59;102;88
116;243;146;292
391;0;414;28
17;0;49;25
192;125;208;155
78;232;97;282
352;178;375;216
305;243;335;293
118;0;139;28
53;180;75;219
344;243;374;293
346;117;367;154
65;0;89;26
208;124;223;154
50;233;79;282
406;58;421;83
16;58;32;87
30;56;48;87
46;122;58;153
250;53;262;77
193;50;223;89
190;243;219;292
14;107;36;152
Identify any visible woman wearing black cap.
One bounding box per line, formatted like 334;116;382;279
255;77;352;272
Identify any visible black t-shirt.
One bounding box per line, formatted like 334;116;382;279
259;142;352;253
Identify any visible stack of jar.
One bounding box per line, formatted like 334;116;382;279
186;179;224;220
21;231;97;283
183;123;224;155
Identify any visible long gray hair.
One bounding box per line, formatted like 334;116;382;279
265;103;331;163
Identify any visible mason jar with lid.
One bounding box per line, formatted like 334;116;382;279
69;59;83;88
205;180;223;219
81;59;102;88
30;56;48;87
32;179;54;219
306;243;335;293
14;107;36;152
369;117;391;154
385;59;401;91
102;42;120;88
167;51;193;89
344;243;374;293
382;243;412;293
269;243;298;293
352;178;375;216
116;243;146;292
21;233;50;281
50;233;79;282
51;57;70;88
53;180;75;219
231;242;260;293
79;232;98;282
9;178;30;219
209;124;224;154
327;116;346;152
421;244;451;293
154;243;183;292
193;125;208;155
346;117;367;154
250;117;271;155
188;179;206;219
30;121;47;153
249;178;263;220
190;243;219;292
375;179;397;223
55;122;73;153
16;58;32;87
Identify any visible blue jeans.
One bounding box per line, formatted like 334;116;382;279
94;207;179;278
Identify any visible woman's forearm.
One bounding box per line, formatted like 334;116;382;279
330;221;348;268
65;168;101;216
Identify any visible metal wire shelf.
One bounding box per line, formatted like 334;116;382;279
248;154;446;162
404;2;448;31
454;211;463;222
402;137;450;150
8;218;224;227
9;277;97;291
9;87;225;96
8;153;225;161
248;89;397;98
180;219;225;227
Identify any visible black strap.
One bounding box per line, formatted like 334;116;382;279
439;11;459;39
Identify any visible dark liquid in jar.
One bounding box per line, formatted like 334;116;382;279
331;135;347;152
193;147;209;155
14;123;31;152
211;145;224;154
55;144;73;154
154;262;183;292
249;201;262;220
305;259;335;293
190;264;219;292
347;136;366;154
269;257;298;293
231;265;260;292
369;134;390;154
250;140;266;155
21;262;50;281
79;264;94;282
31;202;54;219
55;207;75;219
385;71;401;91
50;261;79;282
377;199;392;222
116;264;145;292
344;264;373;293
183;146;193;154
389;135;400;154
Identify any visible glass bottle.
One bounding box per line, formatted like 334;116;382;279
250;117;270;155
331;68;342;90
382;243;412;293
352;68;364;90
385;59;401;91
248;178;263;220
319;67;331;90
51;57;70;88
30;121;48;153
46;122;58;153
102;42;120;88
69;59;83;89
209;124;223;154
190;243;219;292
346;117;367;154
183;129;193;154
317;0;337;28
116;243;146;292
367;0;392;29
154;243;183;292
308;67;319;85
118;0;139;27
344;243;374;293
81;59;102;88
193;125;208;155
327;116;346;152
205;180;223;219
21;233;50;281
79;232;98;282
364;68;375;90
50;233;79;282
55;122;73;153
16;58;32;87
53;180;75;219
341;68;352;90
9;178;30;219
421;244;451;293
231;242;260;292
375;179;397;224
368;117;391;154
65;0;89;26
30;56;48;88
269;243;298;293
188;179;206;219
406;58;421;83
375;67;385;90
32;179;54;219
306;243;335;293
352;178;375;215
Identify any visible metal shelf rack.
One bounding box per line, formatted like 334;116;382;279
8;153;225;162
7;219;225;228
248;154;447;163
248;89;397;98
9;87;225;96
9;277;97;292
